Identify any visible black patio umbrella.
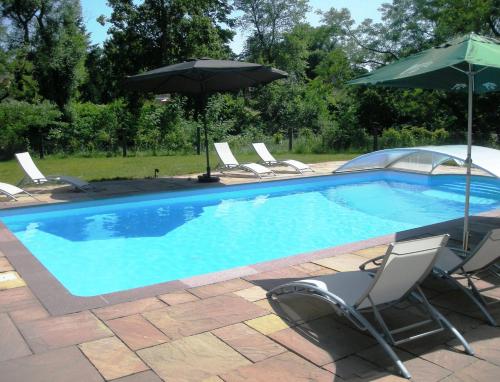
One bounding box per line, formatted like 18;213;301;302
124;58;288;182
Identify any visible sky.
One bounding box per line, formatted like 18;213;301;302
81;0;385;54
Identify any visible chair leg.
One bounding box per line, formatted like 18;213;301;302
349;309;412;379
268;286;412;379
444;275;497;326
427;304;474;355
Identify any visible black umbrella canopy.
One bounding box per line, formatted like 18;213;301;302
124;58;288;182
124;58;288;94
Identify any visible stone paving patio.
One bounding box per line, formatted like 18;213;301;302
0;161;499;381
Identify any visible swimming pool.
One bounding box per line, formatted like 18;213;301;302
1;170;499;297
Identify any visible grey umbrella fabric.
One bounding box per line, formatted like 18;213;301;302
125;58;288;94
124;58;288;181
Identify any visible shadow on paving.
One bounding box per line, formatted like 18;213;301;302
249;218;500;380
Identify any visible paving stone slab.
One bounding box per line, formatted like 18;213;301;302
8;303;50;324
220;351;334;382
291;262;337;276
107;314;169;350
0;271;26;290
322;355;382;379
212;323;286;362
93;297;166;321
138;332;251;382
313;254;368;272
357;345;452;382
245;314;290;335
188;278;254;299
0;257;14;272
353;245;389;258
448;325;500;366
0;346;104;382
253;298;274;312
233;286;268;302
269;317;375;366
112;370;162;382
158;290;199;305
417;345;477;372
79;336;149;380
18;310;113;353
143;294;268;339
0;313;31;362
0;287;40;313
243;267;310;290
441;359;500;382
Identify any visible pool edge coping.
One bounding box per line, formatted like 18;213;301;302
2;208;499;316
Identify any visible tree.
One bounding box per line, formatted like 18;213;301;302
234;0;309;64
33;0;87;111
1;1;87;110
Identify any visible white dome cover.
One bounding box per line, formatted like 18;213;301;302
335;145;500;178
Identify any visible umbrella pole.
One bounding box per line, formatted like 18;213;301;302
463;66;474;250
198;94;219;183
203;108;210;177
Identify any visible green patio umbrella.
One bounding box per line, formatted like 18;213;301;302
348;33;500;249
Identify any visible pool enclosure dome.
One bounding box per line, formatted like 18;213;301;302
335;145;500;178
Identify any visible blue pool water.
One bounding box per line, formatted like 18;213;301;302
1;171;499;297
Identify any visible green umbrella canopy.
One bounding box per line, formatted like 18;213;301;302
348;33;500;250
348;33;500;93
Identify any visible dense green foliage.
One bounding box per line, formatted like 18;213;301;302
0;0;499;161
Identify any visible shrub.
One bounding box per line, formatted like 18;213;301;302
0;100;62;159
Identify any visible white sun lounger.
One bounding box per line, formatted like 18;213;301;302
15;152;91;192
0;182;38;201
432;228;500;326
214;142;274;178
268;235;473;379
252;142;313;173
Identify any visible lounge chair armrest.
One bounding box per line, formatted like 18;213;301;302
359;255;385;271
447;247;471;258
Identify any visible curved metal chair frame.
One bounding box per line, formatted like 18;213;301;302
268;235;473;379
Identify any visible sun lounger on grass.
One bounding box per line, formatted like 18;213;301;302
268;235;473;379
214;142;274;178
15;152;92;192
252;142;313;173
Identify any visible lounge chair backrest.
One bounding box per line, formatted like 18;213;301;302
356;234;449;309
15;152;47;182
0;182;23;196
214;142;239;166
462;228;500;273
253;143;276;163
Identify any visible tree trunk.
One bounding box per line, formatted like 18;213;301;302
122;130;127;157
39;129;45;159
372;130;379;151
288;126;293;151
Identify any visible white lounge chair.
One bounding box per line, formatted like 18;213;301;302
432;228;500;326
0;182;38;201
252;142;313;173
214;142;274;178
268;235;473;379
15;152;91;192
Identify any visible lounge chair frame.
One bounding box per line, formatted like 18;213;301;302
0;183;38;201
252;142;313;174
15;152;91;192
268;235;473;379
433;230;500;326
214;143;275;179
361;229;500;326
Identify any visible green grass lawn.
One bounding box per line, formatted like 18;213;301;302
0;152;360;184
